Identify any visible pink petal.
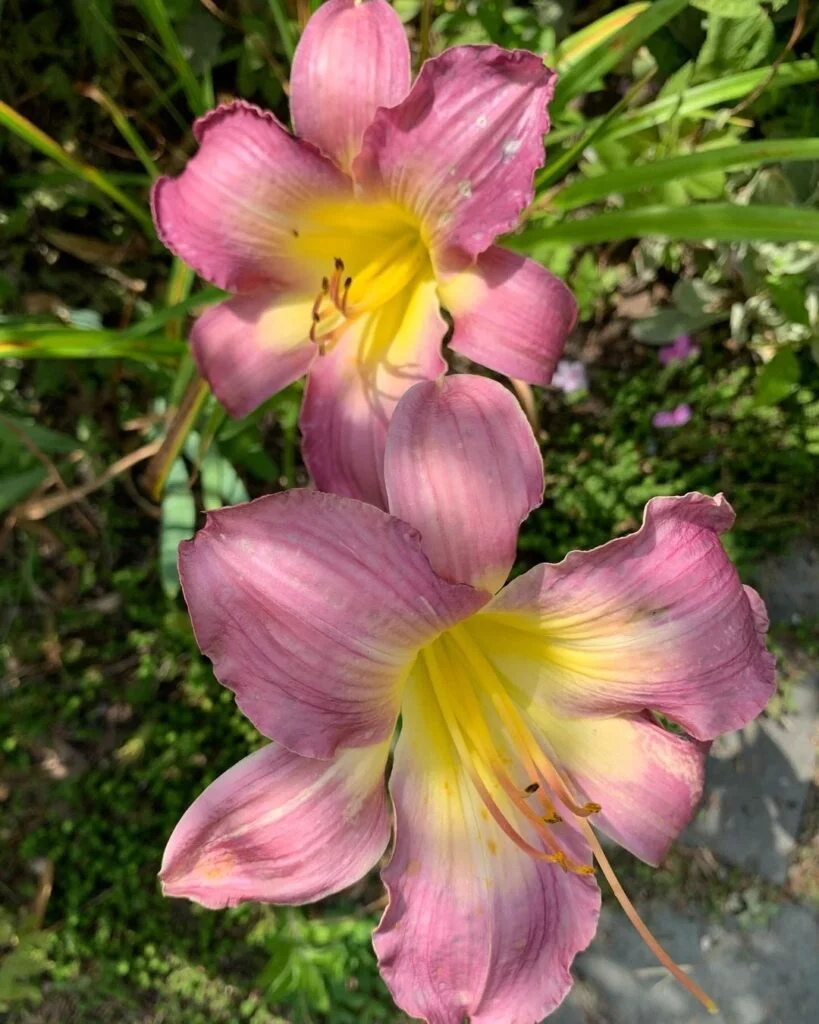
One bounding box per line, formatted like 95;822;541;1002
353;45;556;262
152;101;350;292
384;375;543;593
178;491;487;759
374;666;600;1024
161;740;390;908
301;277;447;509
523;701;708;865
440;246;576;385
652;403;692;428
191;292;316;418
482;492;776;742
290;0;410;171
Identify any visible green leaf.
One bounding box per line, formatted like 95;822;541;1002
690;0;762;16
767;278;811;327
0;467;48;514
550;138;819;211
697;11;774;78
511;204;819;251
159;458;196;599
632;309;727;342
754;348;800;406
552;0;690;112
0;414;79;454
200;444;249;511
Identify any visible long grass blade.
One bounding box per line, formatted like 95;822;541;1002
0;327;183;361
0;101;154;235
137;0;206;115
77;84;159;180
267;0;297;62
551;0;690;113
511;204;819;250
555;4;650;71
550;138;819;211
548;60;819;147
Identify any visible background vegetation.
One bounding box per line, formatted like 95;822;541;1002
1;0;818;1020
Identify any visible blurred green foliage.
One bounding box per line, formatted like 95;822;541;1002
2;0;819;1021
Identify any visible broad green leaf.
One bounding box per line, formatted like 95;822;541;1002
697;11;774;78
767;278;811;327
552;0;690;112
549;139;819;211
200;444;250;511
511;204;819;252
159;458;196;599
0;467;48;514
632;309;726;342
690;0;761;16
754;348;800;406
0;414;79;454
0;101;154;235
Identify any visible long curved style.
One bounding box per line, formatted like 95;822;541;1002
162;374;775;1024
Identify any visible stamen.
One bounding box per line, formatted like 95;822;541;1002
423;640;592;875
581;821;719;1015
524;782;540;794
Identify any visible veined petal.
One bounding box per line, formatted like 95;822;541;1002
301;276;447;509
191;292;316;418
374;661;600;1024
384;375;543;593
290;0;410;171
178;491;486;759
152;101;350;292
477;493;776;742
440;246;576;385
161;740;390;908
523;701;707;865
353;45;556;262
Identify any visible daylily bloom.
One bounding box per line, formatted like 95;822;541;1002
151;0;576;507
551;358;588;395
659;333;700;366
653;402;692;428
162;375;774;1024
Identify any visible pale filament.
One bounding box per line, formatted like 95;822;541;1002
427;624;719;1016
307;232;427;354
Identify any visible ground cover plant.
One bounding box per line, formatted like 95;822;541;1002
1;0;819;1021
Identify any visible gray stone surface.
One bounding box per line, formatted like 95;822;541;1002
753;540;819;624
549;900;819;1024
682;677;817;883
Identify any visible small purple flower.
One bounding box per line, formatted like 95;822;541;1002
653;403;692;429
551;359;588;395
659;334;699;366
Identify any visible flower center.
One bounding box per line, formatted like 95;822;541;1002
420;623;599;876
289;198;429;355
418;620;719;1016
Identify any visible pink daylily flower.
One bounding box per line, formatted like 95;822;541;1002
151;0;576;507
653;402;692;428
659;333;700;365
162;375;774;1024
